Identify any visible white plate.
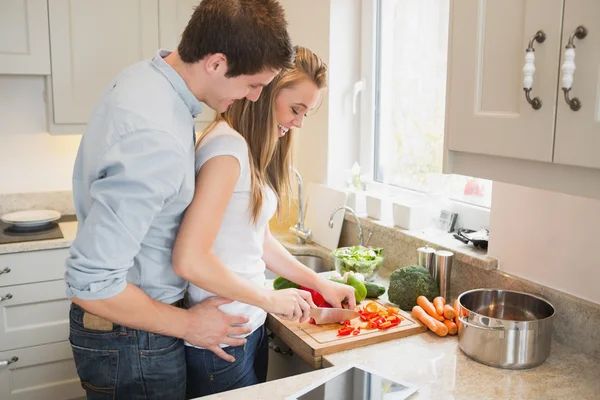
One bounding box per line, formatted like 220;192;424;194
1;209;62;228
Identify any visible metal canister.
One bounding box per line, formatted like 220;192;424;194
434;250;453;299
417;245;436;275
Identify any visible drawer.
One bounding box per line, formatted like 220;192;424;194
0;341;84;400
0;280;70;351
0;248;70;288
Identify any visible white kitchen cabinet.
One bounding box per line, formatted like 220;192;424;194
444;0;600;200
0;0;51;75
553;0;600;169
158;0;217;125
0;248;69;288
47;0;160;134
0;248;83;399
0;341;84;400
445;0;563;162
0;280;70;352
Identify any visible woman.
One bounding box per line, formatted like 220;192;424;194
172;46;356;398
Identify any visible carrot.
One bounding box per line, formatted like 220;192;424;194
433;296;446;315
417;296;445;322
443;304;456;320
412;306;448;337
443;319;457;335
453;299;460;326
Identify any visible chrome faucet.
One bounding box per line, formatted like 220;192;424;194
329;205;364;246
289;168;312;244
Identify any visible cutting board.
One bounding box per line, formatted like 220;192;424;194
303;183;348;251
266;300;427;368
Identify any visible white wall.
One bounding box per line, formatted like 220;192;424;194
281;0;361;187
489;182;600;304
0;76;81;194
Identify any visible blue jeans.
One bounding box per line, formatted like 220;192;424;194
185;324;269;398
69;303;186;400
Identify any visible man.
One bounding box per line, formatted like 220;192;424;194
64;1;294;398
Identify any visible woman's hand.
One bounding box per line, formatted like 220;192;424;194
315;279;357;310
267;289;316;323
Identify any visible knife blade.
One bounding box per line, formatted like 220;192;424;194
309;308;361;325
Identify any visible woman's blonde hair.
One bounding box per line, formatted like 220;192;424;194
198;46;328;223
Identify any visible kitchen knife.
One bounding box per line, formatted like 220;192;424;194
309;307;361;325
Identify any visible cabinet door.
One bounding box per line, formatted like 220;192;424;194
0;248;69;288
158;0;217;125
0;341;84;400
553;0;600;169
48;0;159;126
0;280;70;351
0;0;50;75
445;0;563;162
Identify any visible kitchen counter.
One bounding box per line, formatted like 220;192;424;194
204;233;600;399
0;220;77;255
202;332;600;400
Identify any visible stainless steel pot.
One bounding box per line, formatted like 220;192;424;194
456;289;555;369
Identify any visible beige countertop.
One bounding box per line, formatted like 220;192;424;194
202;332;600;400
0;220;77;255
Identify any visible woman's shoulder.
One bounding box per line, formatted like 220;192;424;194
199;121;247;149
194;122;250;174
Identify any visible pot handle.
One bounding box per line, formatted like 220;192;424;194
458;315;505;331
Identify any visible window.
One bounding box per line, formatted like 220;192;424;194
361;0;492;208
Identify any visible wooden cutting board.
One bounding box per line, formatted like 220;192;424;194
266;300;427;368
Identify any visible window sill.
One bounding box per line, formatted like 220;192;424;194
342;213;498;272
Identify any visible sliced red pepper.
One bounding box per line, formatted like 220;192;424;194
318;301;333;308
352;327;361;335
337;325;354;336
309;317;316;325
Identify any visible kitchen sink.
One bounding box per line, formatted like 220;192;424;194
265;255;334;279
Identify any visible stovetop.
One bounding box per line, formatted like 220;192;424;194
0;214;77;245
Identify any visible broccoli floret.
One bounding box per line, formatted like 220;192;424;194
388;265;439;311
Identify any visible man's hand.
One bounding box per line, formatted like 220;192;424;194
267;289;316;323
183;296;251;362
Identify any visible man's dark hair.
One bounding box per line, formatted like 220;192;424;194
178;0;294;77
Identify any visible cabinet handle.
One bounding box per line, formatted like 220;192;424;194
561;25;588;111
0;293;12;302
522;30;546;110
0;357;19;368
0;267;10;276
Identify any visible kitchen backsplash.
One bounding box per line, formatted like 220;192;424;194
0;191;75;216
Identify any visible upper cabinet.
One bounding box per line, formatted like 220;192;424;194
45;0;213;134
444;0;600;200
446;0;563;163
553;0;600;169
0;0;50;75
47;0;159;133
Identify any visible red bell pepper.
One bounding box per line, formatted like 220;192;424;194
300;286;326;306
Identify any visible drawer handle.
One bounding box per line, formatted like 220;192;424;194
0;267;11;276
0;357;18;368
523;30;546;110
0;293;13;302
561;25;588;111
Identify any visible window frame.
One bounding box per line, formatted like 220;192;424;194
358;0;491;228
